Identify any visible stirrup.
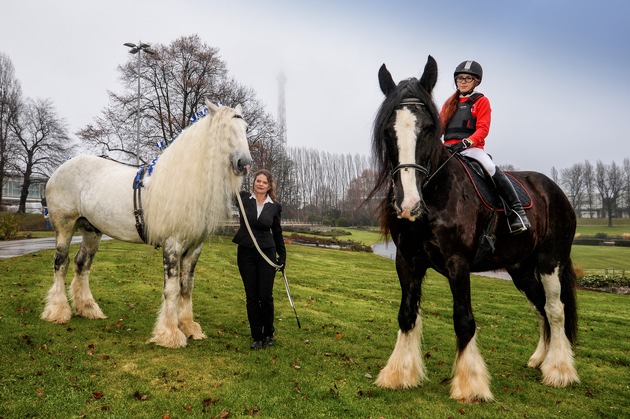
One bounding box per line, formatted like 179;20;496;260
508;211;529;235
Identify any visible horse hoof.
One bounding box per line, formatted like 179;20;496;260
178;322;206;340
541;365;580;388
149;331;188;348
41;307;72;324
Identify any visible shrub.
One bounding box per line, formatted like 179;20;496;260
0;213;21;240
594;232;608;239
576;275;629;288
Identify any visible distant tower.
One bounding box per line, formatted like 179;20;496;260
277;71;287;144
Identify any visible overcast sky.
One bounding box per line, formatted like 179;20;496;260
2;0;628;176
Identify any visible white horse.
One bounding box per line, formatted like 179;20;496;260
41;100;252;348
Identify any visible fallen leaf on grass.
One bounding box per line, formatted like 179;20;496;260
134;390;148;401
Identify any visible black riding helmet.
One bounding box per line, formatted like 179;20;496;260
454;60;483;84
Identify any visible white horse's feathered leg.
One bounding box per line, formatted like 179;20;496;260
177;243;206;340
71;229;105;319
150;240;188;348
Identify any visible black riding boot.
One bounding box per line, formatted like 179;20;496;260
492;168;531;234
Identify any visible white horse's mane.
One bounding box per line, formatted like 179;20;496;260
143;105;244;246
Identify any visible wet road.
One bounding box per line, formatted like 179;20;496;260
1;237;509;279
0;236;111;260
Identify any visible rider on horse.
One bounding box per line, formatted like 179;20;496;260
440;60;531;234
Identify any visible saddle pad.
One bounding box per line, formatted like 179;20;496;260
455;156;532;211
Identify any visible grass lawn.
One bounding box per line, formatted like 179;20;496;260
0;237;627;418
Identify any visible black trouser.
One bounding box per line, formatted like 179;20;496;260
237;245;276;341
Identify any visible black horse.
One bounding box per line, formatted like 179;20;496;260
369;56;579;402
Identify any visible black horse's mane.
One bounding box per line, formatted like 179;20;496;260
367;77;441;231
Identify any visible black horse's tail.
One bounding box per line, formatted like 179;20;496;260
560;259;578;345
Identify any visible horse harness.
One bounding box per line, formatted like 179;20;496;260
133;166;148;243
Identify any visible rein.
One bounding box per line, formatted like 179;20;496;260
390;95;457;189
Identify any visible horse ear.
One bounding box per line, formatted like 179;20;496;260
205;98;219;114
234;104;243;115
378;64;397;96
419;55;438;93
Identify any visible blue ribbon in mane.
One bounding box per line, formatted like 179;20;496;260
142;107;211;180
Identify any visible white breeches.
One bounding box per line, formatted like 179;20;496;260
461;148;496;176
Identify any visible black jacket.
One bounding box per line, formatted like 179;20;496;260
232;191;286;264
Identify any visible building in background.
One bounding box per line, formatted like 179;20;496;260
1;175;47;213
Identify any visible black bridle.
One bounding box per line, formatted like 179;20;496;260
389;98;455;189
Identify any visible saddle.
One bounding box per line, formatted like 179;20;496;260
454;155;532;211
454;154;533;269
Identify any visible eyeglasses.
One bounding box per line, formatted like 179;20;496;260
455;76;475;83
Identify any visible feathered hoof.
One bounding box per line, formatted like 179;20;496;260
374;365;422;390
41;304;72;324
149;329;188;348
450;377;494;404
74;302;106;320
541;362;580;388
179;321;207;340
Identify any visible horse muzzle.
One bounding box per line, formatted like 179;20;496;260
232;153;252;175
394;194;426;221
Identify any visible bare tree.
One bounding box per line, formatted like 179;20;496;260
341;169;381;225
583;160;595;217
550;166;559;184
9;98;74;212
79;34;280;168
560;163;587;216
595;160;624;226
0;52;22;205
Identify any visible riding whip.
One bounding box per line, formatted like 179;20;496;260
235;192;301;328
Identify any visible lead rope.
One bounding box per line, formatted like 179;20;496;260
235;192;301;328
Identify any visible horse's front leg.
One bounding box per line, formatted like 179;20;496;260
375;253;427;389
447;265;493;403
150;239;188;348
71;226;105;319
177;243;206;340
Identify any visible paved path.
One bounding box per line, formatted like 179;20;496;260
1;237;510;280
0;236;111;260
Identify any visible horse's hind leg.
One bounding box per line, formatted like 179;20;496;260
375;254;427;389
41;226;74;323
509;264;549;369
71;221;105;319
177;243;207;340
538;264;579;387
150;238;188;348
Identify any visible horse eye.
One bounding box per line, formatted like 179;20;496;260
233;115;243;120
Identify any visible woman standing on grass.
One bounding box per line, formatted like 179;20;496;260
233;169;286;350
